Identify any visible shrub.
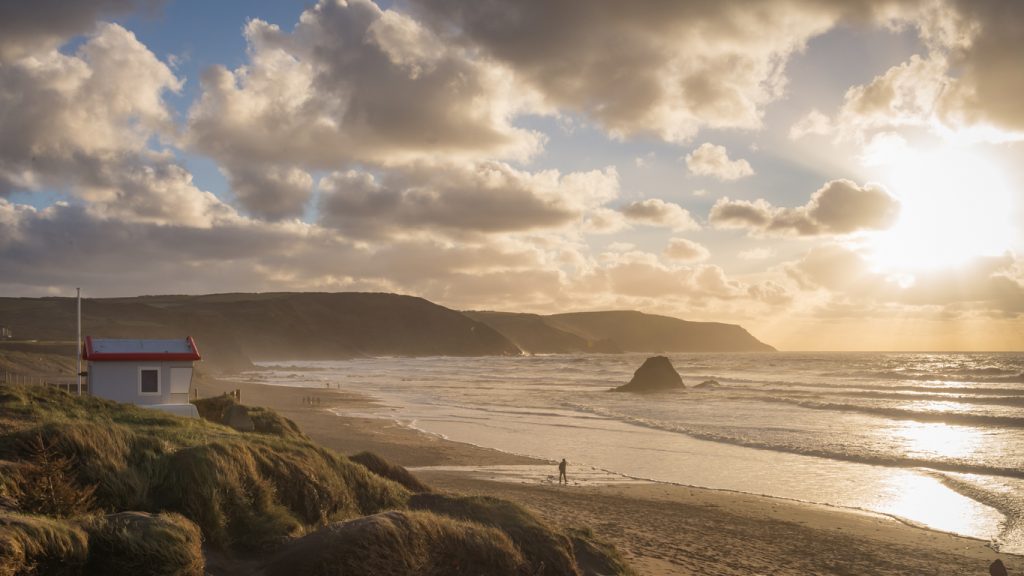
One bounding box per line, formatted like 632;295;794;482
12;434;97;518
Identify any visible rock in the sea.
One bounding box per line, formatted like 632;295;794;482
222;404;255;432
693;379;719;389
990;559;1008;576
614;356;684;392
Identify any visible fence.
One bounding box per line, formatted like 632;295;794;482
0;370;88;394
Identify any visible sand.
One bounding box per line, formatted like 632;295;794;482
199;375;1021;575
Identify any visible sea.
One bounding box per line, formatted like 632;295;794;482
242;352;1024;553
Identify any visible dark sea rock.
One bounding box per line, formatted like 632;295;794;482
693;379;719;389
613;356;684;393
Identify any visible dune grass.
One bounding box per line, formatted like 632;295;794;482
0;385;408;551
0;512;89;576
83;512;203;576
264;510;530;576
350;450;432;493
0;385;635;574
410;493;581;576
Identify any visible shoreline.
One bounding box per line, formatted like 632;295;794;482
199;374;1022;575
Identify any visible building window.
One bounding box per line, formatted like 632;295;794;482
139;367;160;395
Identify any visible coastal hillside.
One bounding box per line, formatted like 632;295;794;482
0;293;774;374
0;293;520;372
546;311;775;352
470;310;775;353
464;311;622;354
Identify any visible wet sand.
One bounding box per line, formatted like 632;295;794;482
199;375;1021;575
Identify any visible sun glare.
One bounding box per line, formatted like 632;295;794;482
868;145;1016;272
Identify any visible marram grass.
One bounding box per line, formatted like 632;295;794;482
0;385;633;575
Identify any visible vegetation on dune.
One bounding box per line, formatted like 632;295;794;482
410;493;581;576
82;512;204;576
0;512;89;576
0;385;634;575
0;510;203;576
264;510;530;576
0;385;409;556
350;450;432;493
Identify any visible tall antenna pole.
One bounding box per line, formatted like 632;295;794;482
77;287;82;396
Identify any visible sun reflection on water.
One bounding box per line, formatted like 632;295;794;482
872;472;992;537
887;421;982;459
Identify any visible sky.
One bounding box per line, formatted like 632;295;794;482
1;0;1023;351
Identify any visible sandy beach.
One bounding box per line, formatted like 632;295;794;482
199;375;1021;575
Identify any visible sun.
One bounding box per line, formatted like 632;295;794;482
867;144;1016;272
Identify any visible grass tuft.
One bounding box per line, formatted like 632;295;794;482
0;512;89;576
350;451;431;493
410;493;579;576
83;511;204;576
263;510;529;576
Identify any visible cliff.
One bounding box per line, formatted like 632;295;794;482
0;294;774;374
469;310;774;354
464;311;621;354
546;311;775;353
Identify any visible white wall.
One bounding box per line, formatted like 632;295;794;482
88;361;193;405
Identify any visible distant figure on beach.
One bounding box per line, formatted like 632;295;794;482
990;559;1008;576
558;458;568;485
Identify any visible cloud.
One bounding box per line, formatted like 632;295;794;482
664;238;710;262
789;109;833;139
620;198;699;231
319;163;619;239
685;143;754;180
187;0;546;218
588;250;745;300
223;165;314;221
739;247;775;260
0;22;234;227
710;179;899;236
835;54;950;141
937;0;1024;133
0;0;159;63
408;0;861;142
825;0;1024;141
785;243;1024;315
0;198;560;300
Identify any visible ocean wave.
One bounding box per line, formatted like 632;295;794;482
757;380;1024;395
754;398;1024;428
743;388;1024;408
565;404;1024;479
930;473;1024;552
660;425;1024;479
821;369;1024;383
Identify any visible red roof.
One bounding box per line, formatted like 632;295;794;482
82;336;202;362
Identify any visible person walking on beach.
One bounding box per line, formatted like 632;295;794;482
558;458;568;485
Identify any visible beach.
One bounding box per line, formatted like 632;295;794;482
199;375;1021;575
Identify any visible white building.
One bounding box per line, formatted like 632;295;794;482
82;336;201;418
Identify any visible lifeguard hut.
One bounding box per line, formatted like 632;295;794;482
82;336;201;418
